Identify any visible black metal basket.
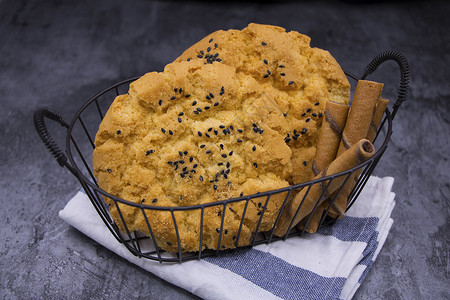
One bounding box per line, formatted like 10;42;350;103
34;51;409;263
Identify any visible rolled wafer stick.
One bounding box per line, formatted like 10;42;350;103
331;80;383;216
274;139;376;236
328;97;391;218
367;98;390;142
306;100;349;232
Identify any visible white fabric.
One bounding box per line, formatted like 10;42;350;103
59;176;395;300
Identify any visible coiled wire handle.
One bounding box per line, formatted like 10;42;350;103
361;50;410;120
33;107;76;174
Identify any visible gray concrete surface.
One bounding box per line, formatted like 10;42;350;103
1;0;449;299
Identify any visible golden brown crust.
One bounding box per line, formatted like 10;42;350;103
93;60;294;252
175;23;351;185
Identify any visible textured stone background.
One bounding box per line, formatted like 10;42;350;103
1;0;449;299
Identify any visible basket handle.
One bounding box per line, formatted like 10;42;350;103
361;50;410;120
33;107;76;174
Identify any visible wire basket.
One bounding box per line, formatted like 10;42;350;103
34;51;409;263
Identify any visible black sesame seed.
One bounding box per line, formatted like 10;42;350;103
259;129;264;134
200;144;205;148
318;113;323;118
193;164;198;168
258;202;262;208
206;95;211;100
218;162;223;166
213;185;217;190
261;41;267;46
217;211;221;216
198;131;202;137
184;151;188;155
179;88;183;94
237;129;243;133
200;50;204;55
253;162;258;168
178;117;182;123
179;160;185;164
187;58;191;62
180;173;185;178
204;106;210;110
221;154;227;158
226;128;231;134
267;70;271;75
213;102;219;106
314;102;320;106
174;88;178;93
161;128;166;133
229;207;235;212
312;113;318;117
205;133;210;138
190;156;193;162
208;127;213;132
226;169;230;174
107;168;112;173
252;145;256;151
219;125;225;129
301;113;306;117
158;99;162;105
237;139;242;143
289;81;294;85
192;101;197;106
226;162;230;168
221;86;225;92
220;144;224;150
207;46;211;52
306;118;310;123
279;65;285;68
303;161;307;166
170;96;176;100
206;150;212;154
306;108;311;112
197;54;203;58
285;138;291;143
193;111;199;115
116;130;121;134
209;38;213;43
167;161;173;165
223;173;228;179
263;59;268;64
257;211;262;216
225;229;228;234
169;130;173;135
178;112;184;116
182;166;187;172
209;92;214;98
197;107;202;112
280;73;285;76
178;151;183;157
229;125;234;130
222;129;227;135
216;228;220;233
229;151;233;156
214;130;218;135
214;43;218;48
185;94;191;98
253;127;258;133
263;74;269;78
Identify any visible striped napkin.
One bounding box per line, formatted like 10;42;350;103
59;176;395;300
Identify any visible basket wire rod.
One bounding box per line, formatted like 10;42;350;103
267;189;292;243
69;135;98;187
92;189;113;223
170;210;183;263
283;183;314;240
251;194;271;247
140;208;162;261
215;203;228;255
112;199;140;255
94;98;104;120
234;198;251;248
132;231;142;255
115;87;119;96
300;177;336;235
78;116;95;149
198;208;205;259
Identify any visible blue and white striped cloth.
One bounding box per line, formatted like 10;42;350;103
59;176;395;300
